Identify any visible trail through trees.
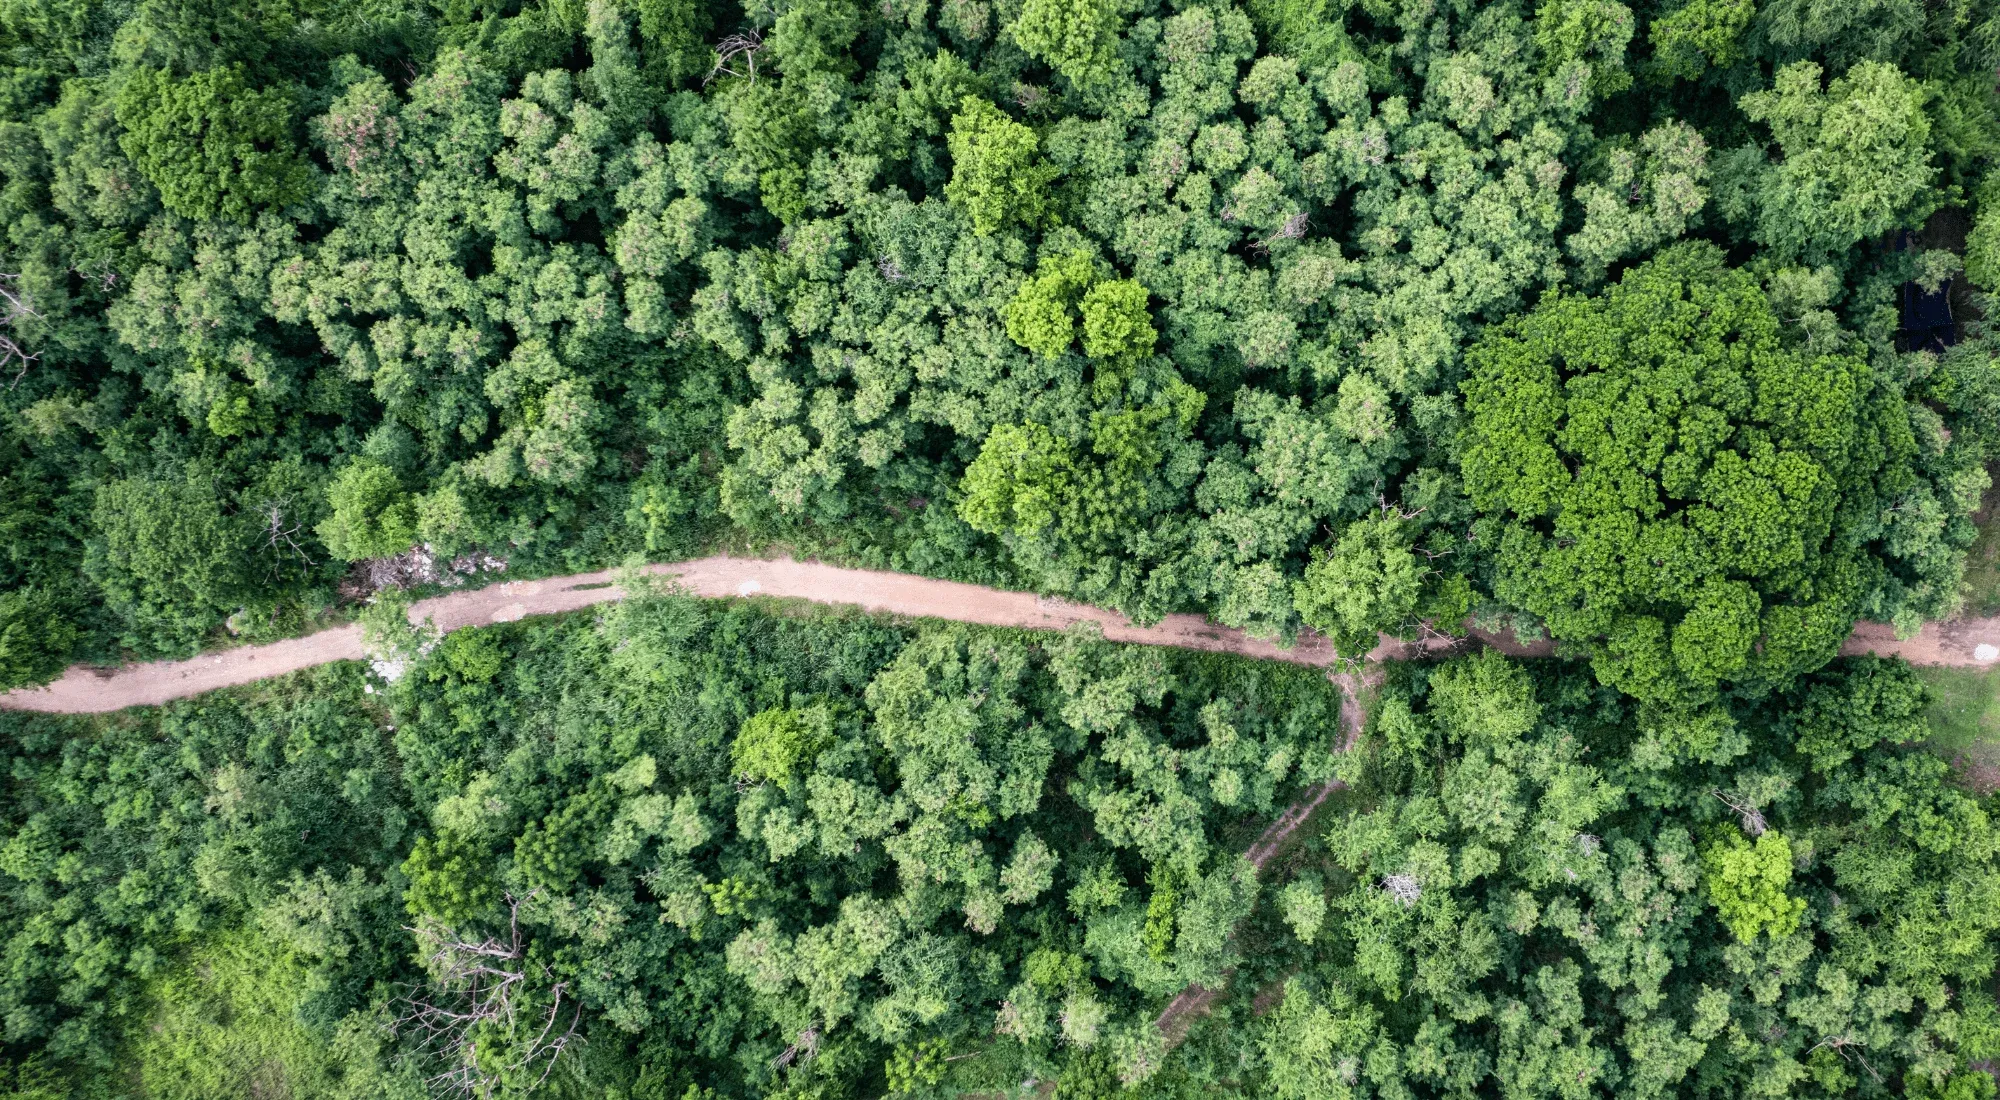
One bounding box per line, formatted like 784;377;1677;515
5;555;1998;713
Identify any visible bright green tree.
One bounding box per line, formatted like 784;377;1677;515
958;423;1078;537
1078;279;1155;361
945;97;1059;236
732;705;835;792
1002;251;1096;359
1700;830;1806;942
1462;243;1881;703
316;460;418;563
114;64;311;222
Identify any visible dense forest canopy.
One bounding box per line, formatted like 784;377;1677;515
0;0;1994;695
5;0;2000;1096
3;594;1998;1098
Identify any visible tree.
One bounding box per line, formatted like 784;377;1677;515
1722;60;1938;260
1462;243;1886;704
1002;250;1098;360
1533;0;1636;99
114;64;311;222
631;0;713;87
945;97;1059;236
1078;279;1155;362
959;423;1078;537
1260;979;1384;1100
0;587;79;689
732;705;836;792
1011;0;1117;85
89;470;253;652
317;459;419;563
1645;0;1754;79
1292;512;1426;656
1968;173;2000;290
1700;830;1805;942
1565;121;1710;278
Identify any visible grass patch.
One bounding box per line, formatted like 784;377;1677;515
1916;668;2000;795
1917;666;2000;756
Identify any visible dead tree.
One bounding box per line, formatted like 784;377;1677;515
396;892;583;1099
1250;212;1313;255
1711;789;1768;837
0;273;40;389
1809;1034;1881;1085
771;1023;822;1071
706;31;766;85
256;496;315;570
1381;872;1422;908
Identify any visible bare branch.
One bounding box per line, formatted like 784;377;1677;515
1809;1034;1882;1084
1376;495;1426;522
0;274;40;390
772;1023;822;1071
1711;789;1767;837
257;496;316;570
394;892;583;1100
706;31;766;85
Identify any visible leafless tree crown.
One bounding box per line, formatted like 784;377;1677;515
0;273;41;389
1712;789;1768;837
1382;872;1422;908
257;496;316;569
707;31;767;85
396;892;583;1099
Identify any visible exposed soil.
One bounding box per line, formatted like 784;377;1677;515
6;554;1999;713
1150;665;1380;1046
13;553;2000;1054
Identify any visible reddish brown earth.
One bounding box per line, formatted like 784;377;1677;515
4;554;1998;713
10;555;1999;1049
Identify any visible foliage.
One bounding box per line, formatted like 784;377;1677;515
946;97;1060;236
1250;653;2000;1099
0;0;1992;686
1700;829;1806;942
1292;510;1468;657
114;65;311;223
88;469;255;653
1012;0;1119;85
1462;243;1961;705
6;589;2000;1097
318;459;419;563
2;0;2000;1086
1723;60;1941;261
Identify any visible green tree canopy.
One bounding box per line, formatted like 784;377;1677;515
114;64;311;222
945;96;1059;236
1721;60;1939;261
316;459;418;563
1462;243;1903;704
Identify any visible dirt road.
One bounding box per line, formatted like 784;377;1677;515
4;555;1998;714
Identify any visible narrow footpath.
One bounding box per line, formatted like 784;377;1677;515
4;554;1998;714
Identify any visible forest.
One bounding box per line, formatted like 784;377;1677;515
3;0;2000;1094
0;0;1991;688
3;589;1998;1099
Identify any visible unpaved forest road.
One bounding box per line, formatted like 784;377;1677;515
7;559;1995;1047
5;554;1999;714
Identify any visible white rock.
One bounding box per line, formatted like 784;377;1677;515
1974;644;1999;663
738;579;763;596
